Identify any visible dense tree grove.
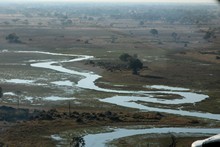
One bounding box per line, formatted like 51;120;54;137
129;58;143;75
119;53;143;75
5;33;21;43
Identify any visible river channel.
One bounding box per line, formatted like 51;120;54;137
2;51;220;146
22;51;219;121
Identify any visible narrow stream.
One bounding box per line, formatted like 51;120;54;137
82;127;220;147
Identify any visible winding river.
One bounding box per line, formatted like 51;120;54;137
2;51;220;146
82;127;220;147
19;50;219;121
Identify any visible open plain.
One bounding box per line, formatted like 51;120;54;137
0;2;220;147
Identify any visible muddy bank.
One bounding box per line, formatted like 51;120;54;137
0;106;206;146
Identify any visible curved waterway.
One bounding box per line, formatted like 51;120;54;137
16;51;219;121
83;127;220;147
5;51;220;146
51;127;220;147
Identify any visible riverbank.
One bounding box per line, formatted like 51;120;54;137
0;105;216;146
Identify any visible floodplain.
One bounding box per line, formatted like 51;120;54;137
0;2;220;147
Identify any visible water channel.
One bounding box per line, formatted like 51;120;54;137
2;51;220;146
24;51;220;120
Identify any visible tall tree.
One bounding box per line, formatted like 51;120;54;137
129;58;143;75
119;53;143;75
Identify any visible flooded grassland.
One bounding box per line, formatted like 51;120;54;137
0;2;220;147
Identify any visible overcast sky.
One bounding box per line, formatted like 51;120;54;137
0;0;217;3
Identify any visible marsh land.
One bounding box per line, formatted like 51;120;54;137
0;2;220;147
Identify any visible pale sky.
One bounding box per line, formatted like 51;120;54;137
0;0;217;3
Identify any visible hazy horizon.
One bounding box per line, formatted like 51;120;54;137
0;0;217;4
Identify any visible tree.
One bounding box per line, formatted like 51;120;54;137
150;29;158;36
119;53;143;75
129;58;143;75
119;53;132;62
111;35;117;43
171;32;178;41
139;21;144;25
169;134;177;147
62;19;73;26
203;28;217;41
203;31;214;41
5;33;20;43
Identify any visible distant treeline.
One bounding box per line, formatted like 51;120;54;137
0;3;218;25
